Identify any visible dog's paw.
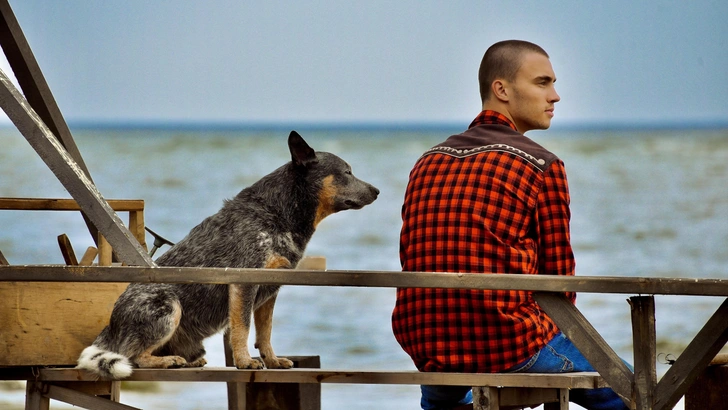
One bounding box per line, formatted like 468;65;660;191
235;357;265;369
163;356;188;369
186;357;207;368
265;357;294;369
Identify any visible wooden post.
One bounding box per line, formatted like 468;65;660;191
25;381;50;410
630;296;656;410
653;297;728;410
224;256;326;410
98;235;113;266
472;386;499;410
685;365;728;410
128;209;147;252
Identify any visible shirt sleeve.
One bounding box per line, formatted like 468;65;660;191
536;159;576;303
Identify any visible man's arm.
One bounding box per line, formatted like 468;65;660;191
536;159;576;302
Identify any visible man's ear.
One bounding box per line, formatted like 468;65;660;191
491;79;510;103
288;131;318;168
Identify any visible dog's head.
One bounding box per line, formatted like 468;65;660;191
288;131;379;226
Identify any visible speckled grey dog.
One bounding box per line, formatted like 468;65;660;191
77;131;379;379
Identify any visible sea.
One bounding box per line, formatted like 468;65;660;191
2;123;728;409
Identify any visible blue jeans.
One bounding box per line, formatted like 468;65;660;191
420;332;631;410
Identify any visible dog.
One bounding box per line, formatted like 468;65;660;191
77;131;379;379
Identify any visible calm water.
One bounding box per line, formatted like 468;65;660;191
2;125;727;409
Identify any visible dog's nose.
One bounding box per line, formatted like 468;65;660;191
371;186;380;196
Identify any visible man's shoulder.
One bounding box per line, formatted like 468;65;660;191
423;124;559;171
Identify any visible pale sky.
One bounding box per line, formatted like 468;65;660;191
2;0;727;127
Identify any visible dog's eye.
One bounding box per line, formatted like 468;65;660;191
344;169;352;175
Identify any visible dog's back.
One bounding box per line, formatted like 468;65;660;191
77;131;379;378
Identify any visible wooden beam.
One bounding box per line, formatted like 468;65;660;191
534;292;633;405
0;249;8;265
0;198;145;212
2;266;728;296
36;367;606;388
44;384;139;410
653;298;728;410
631;296;657;410
0;68;154;267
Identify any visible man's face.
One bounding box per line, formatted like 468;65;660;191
507;52;560;133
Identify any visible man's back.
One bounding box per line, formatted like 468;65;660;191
392;112;575;373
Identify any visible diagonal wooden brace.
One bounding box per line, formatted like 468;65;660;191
0;68;154;267
534;292;633;406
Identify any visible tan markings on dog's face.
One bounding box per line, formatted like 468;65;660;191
314;175;337;228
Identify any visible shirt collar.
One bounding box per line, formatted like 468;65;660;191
468;110;517;131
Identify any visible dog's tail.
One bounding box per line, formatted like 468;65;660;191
76;345;133;379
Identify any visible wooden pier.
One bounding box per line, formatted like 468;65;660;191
1;1;727;408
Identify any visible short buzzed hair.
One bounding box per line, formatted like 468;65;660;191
478;40;549;103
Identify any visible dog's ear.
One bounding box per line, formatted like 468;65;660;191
288;131;318;168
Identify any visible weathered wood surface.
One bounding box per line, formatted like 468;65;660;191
0;282;128;366
534;292;633;405
2;265;728;296
631;296;657;410
28;367;606;389
652;298;728;410
43;384;136;410
710;353;728;366
685;365;728;410
0;198;145;212
0;68;153;267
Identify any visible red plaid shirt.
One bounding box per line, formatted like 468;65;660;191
392;110;576;373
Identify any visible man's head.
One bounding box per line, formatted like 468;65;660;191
479;40;560;133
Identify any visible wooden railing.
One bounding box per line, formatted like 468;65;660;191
1;265;727;410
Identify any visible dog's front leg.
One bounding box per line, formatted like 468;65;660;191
254;292;293;369
228;284;264;369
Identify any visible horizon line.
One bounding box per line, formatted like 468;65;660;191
1;118;727;132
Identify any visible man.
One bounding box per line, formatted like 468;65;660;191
392;40;628;410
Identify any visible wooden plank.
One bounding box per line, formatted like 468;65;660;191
0;282;127;366
710;353;728;366
0;68;154;267
25;381;50;410
631;296;657;410
653;298;728;410
79;247;98;266
472;386;498;410
498;387;562;407
223;330;245;410
36;367;606;388
684;365;728;410
0;198;145;212
3;266;728;296
534;292;633;405
57;234;78;265
0;249;8;265
44;384;139;410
